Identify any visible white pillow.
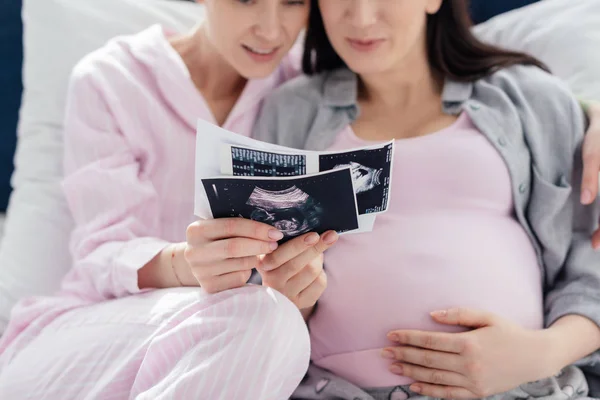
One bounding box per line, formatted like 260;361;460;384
474;0;600;101
0;0;201;334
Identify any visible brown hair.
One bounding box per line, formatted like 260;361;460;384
302;0;549;81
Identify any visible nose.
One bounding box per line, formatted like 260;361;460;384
255;4;281;43
348;0;377;28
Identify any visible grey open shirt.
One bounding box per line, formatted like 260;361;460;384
253;65;600;389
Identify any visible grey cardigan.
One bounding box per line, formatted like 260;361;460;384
253;65;600;386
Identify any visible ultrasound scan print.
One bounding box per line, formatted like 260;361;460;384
246;186;323;238
319;143;393;214
333;161;383;194
230;146;306;177
202;169;359;241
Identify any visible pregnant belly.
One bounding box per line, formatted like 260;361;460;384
309;214;544;388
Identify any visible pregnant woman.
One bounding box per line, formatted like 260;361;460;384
254;0;600;398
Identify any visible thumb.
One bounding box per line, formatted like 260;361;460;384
430;308;497;328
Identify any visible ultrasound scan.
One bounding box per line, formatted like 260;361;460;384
333;161;383;194
246;186;323;238
202;168;360;241
319;143;393;214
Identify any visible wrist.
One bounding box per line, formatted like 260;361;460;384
538;315;600;376
535;328;569;377
170;242;197;287
138;244;174;289
138;242;193;289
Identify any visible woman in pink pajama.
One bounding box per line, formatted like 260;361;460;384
0;0;600;399
0;1;337;399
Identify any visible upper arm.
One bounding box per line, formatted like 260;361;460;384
61;63;162;260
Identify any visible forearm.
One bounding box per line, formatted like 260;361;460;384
541;314;600;373
138;242;196;289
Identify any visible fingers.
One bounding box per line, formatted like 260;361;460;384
285;257;325;299
430;308;497;328
260;230;339;272
581;142;600;204
389;362;467;388
187;218;283;243
197;270;253;294
259;230;335;310
187;238;277;264
193;256;259;280
382;346;464;373
260;233;336;287
260;232;321;271
408;382;477;400
387;330;465;354
295;270;327;309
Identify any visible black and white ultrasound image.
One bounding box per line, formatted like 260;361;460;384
202;169;359;242
230;146;306;177
319;143;393;214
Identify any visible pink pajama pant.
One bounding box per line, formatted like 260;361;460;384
0;285;310;399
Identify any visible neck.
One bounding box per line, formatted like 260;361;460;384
171;25;247;100
358;46;443;111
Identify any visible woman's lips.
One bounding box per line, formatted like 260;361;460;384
242;44;279;63
346;38;385;52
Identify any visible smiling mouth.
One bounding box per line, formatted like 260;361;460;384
242;44;278;56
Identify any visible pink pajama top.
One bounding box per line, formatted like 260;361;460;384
0;25;300;362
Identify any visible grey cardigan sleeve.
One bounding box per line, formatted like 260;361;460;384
495;66;600;341
536;80;600;370
543;94;600;328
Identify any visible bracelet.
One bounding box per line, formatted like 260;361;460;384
171;245;185;287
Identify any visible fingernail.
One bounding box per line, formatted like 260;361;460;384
390;364;404;375
269;242;278;251
582;189;593;204
387;333;400;342
323;231;339;245
410;384;422;393
260;261;274;271
430;310;447;318
268;230;284;240
305;233;319;245
381;350;395;360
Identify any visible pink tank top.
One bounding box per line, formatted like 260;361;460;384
310;113;543;388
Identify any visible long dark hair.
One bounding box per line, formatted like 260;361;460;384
302;0;549;81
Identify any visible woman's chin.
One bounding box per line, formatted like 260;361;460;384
344;60;389;77
235;52;286;80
